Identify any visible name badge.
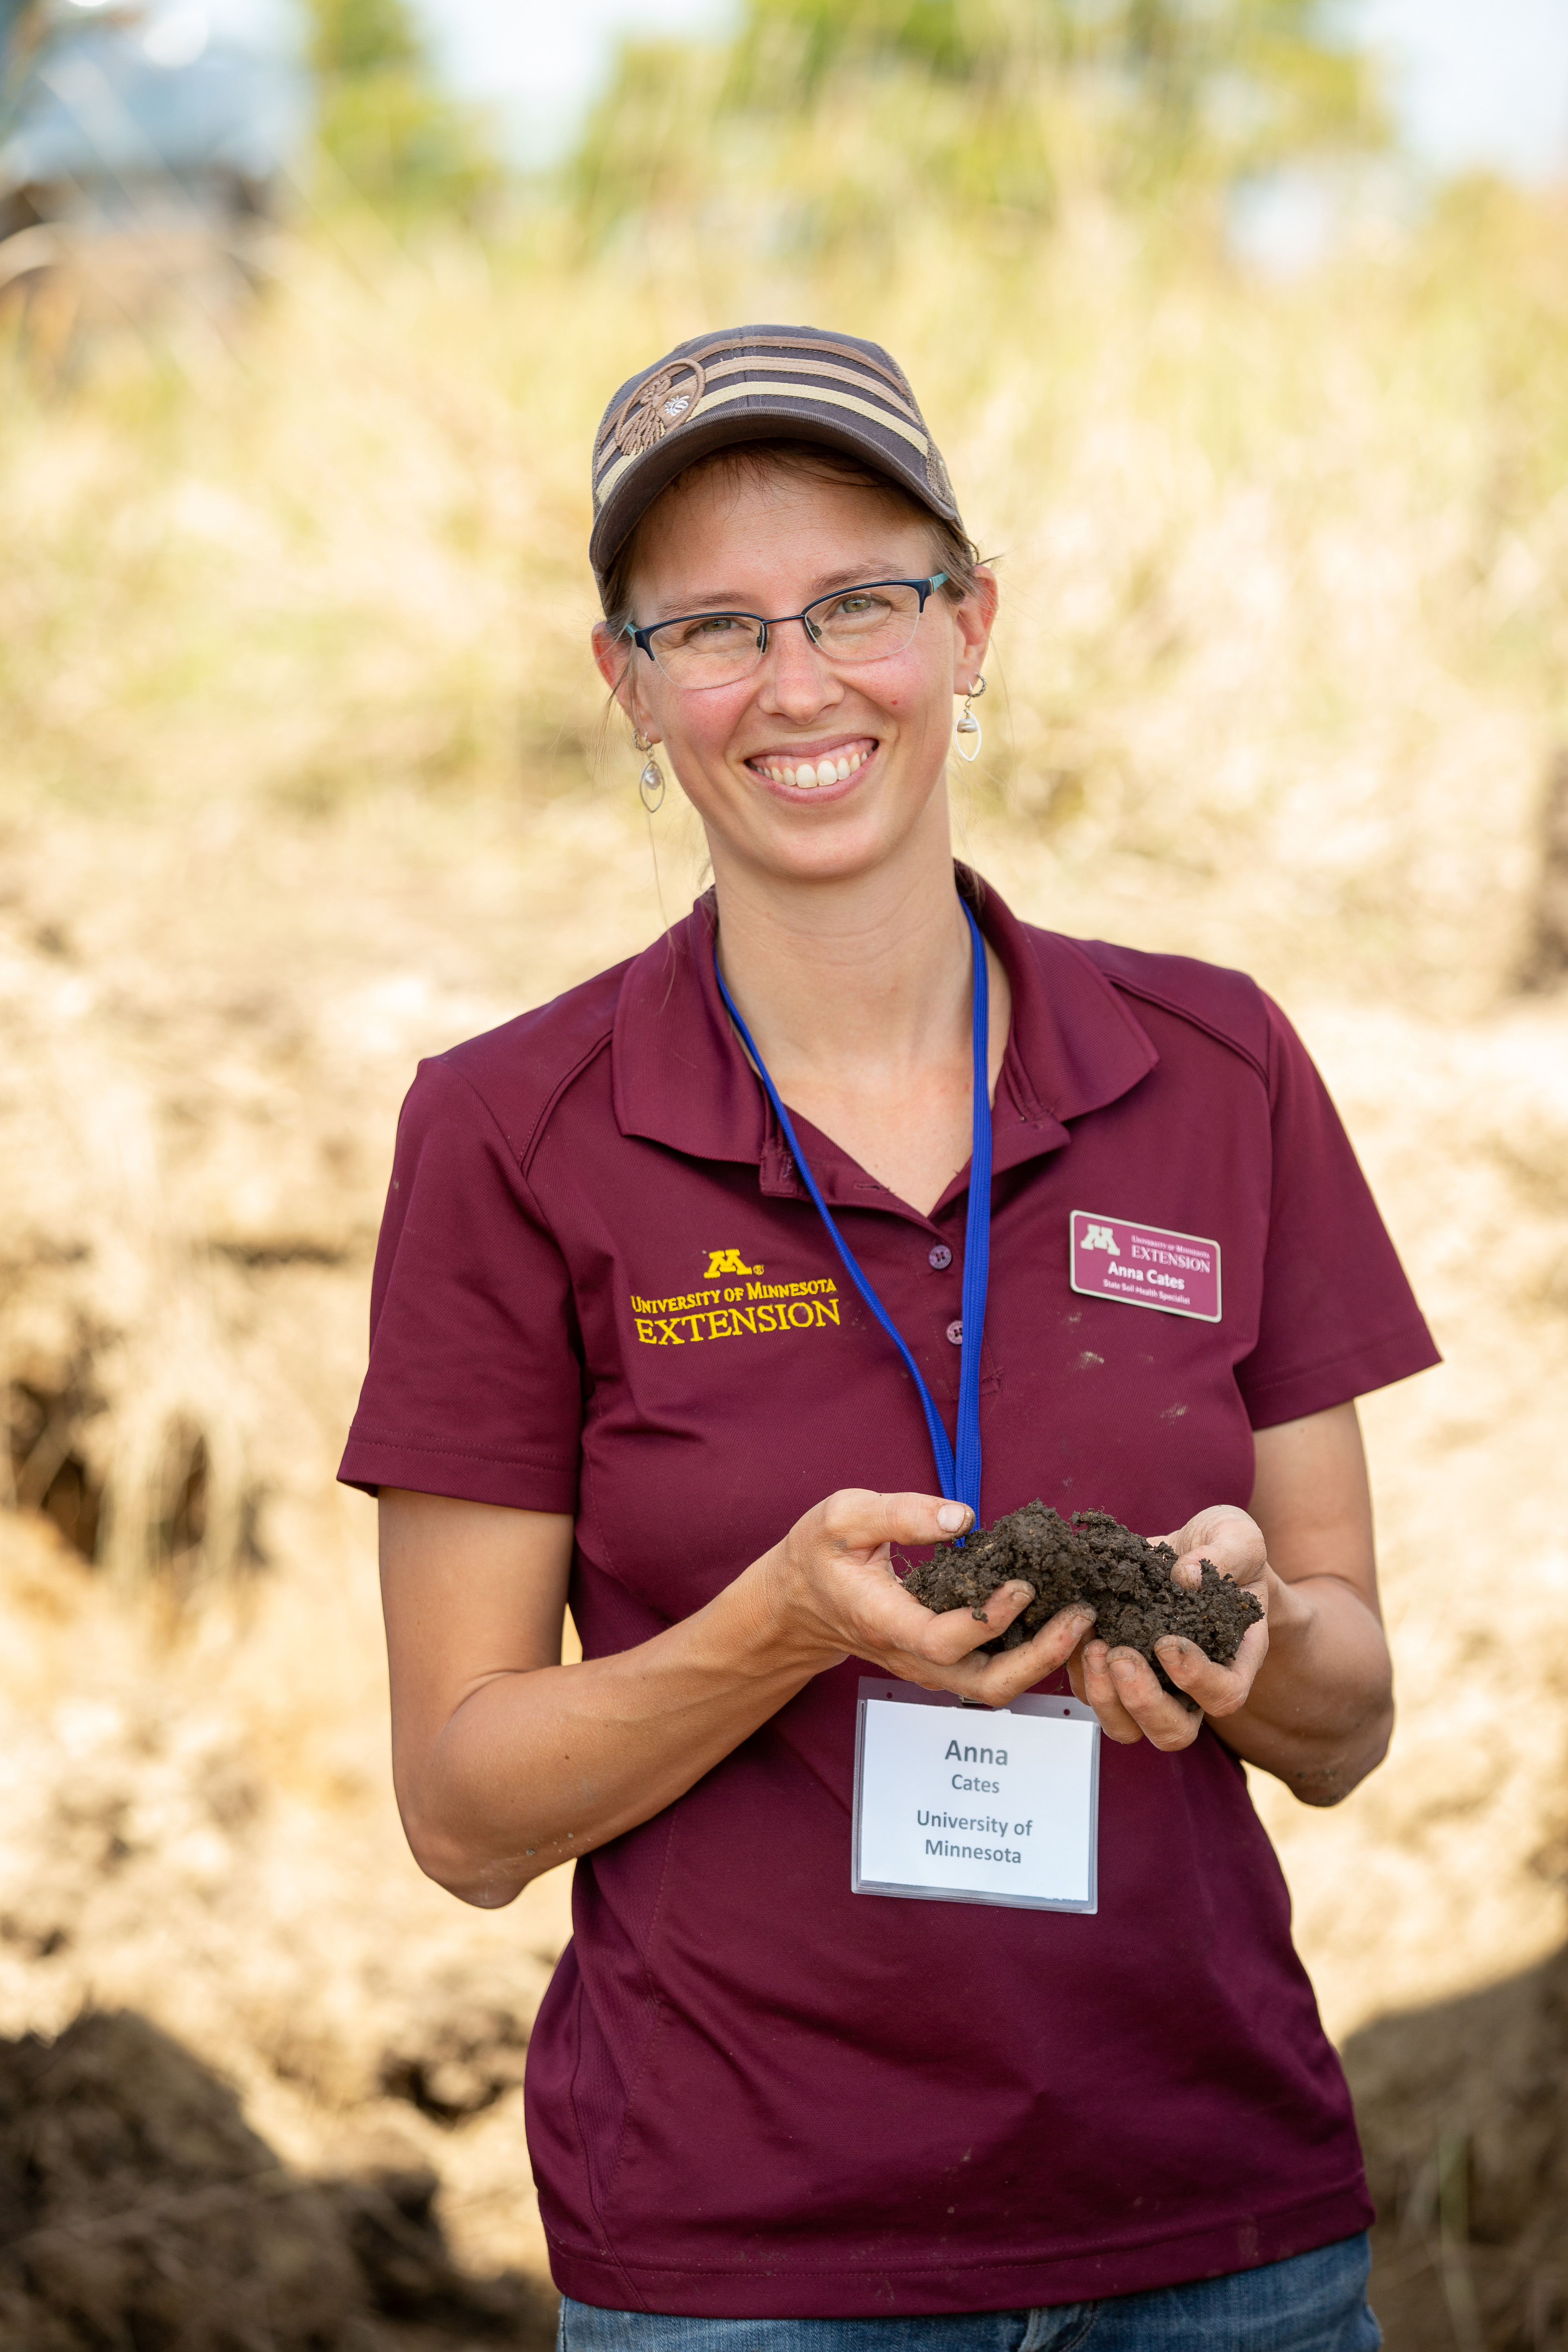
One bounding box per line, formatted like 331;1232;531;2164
852;1680;1100;1914
1069;1210;1221;1323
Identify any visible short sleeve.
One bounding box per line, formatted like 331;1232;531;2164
337;1057;584;1510
1234;998;1441;1429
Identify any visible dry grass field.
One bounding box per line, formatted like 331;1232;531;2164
1;140;1567;2345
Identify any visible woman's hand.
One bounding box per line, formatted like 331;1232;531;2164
1067;1503;1272;1751
755;1488;1097;1710
1066;1410;1396;1806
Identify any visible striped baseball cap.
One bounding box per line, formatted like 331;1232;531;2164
589;323;964;588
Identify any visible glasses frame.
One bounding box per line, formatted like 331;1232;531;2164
623;573;950;687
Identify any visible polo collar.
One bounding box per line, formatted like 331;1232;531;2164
611;870;1158;1219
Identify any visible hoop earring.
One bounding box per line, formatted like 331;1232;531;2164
954;675;986;763
633;729;666;813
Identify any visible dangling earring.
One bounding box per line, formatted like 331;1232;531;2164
954;675;986;763
633;729;666;812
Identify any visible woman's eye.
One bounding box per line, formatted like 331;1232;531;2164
826;593;890;621
678;615;746;646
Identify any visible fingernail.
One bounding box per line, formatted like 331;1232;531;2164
936;1503;970;1533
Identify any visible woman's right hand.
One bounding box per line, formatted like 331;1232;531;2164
754;1488;1096;1711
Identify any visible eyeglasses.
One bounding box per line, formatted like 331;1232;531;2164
624;574;949;690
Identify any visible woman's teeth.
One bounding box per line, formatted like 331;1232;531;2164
756;747;868;789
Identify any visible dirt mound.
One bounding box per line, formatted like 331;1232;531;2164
1345;1942;1568;2351
902;1502;1262;1702
0;2009;557;2350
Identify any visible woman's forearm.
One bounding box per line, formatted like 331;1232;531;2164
1209;1570;1393;1803
400;1561;824;1907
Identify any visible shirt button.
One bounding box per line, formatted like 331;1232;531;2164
928;1244;953;1270
946;1319;964;1346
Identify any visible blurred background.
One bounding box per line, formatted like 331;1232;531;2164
1;1;1567;2344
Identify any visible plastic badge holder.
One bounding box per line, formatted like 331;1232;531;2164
853;1679;1100;1914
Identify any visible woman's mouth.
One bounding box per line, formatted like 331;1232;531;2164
744;737;877;791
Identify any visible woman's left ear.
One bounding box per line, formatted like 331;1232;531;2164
950;564;999;693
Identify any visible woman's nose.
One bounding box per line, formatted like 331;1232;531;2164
757;617;841;714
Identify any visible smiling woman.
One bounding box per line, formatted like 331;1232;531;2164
340;323;1440;2351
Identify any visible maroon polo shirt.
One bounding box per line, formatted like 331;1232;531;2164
341;871;1438;2320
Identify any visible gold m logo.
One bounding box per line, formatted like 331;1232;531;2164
703;1247;763;1279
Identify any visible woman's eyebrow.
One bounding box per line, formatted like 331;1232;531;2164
808;562;913;593
645;589;758;618
646;564;917;618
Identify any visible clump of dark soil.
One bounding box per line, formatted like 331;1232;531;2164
902;1501;1263;1705
0;2008;558;2350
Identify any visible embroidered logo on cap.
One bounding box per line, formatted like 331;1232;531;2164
614;358;707;459
1069;1212;1221;1323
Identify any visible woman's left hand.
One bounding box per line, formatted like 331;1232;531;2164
1068;1503;1272;1750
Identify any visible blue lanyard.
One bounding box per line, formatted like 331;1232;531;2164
712;900;993;1519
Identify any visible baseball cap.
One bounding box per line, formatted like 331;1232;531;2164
589;322;964;588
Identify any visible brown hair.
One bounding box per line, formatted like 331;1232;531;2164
598;437;984;646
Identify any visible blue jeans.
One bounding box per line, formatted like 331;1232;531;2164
557;2232;1379;2352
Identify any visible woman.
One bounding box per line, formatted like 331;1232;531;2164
341;325;1439;2350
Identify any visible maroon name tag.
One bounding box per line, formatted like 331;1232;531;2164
1069;1211;1222;1323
